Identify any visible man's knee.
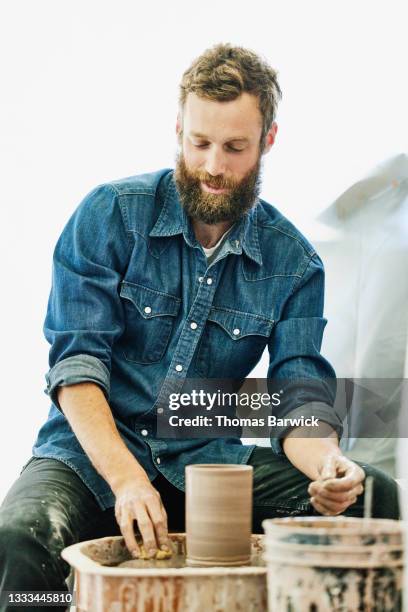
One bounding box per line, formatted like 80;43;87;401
0;518;71;589
1;511;51;556
1;502;65;549
0;505;71;572
0;522;40;560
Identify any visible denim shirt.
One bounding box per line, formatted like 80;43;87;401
33;169;341;510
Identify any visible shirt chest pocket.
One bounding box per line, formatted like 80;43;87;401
194;307;274;378
119;281;181;364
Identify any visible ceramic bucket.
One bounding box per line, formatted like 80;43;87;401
262;516;404;611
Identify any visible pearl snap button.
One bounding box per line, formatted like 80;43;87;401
156;457;161;464
190;322;198;330
175;364;183;372
157;407;164;414
206;278;213;285
144;306;152;314
141;429;148;436
198;276;203;282
233;328;240;336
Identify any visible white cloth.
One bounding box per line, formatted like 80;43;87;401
302;153;408;475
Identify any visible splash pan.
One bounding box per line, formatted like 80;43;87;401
62;533;267;611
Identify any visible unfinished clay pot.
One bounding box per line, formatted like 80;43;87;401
263;516;404;611
185;464;253;567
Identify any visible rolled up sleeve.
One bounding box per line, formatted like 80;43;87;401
43;184;131;411
267;253;343;455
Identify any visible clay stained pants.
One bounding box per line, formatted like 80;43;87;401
0;449;400;611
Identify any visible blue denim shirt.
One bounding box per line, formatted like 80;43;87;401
33;169;341;510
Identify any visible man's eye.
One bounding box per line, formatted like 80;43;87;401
193;143;244;152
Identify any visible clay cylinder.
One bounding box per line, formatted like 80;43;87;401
185;464;253;567
263;516;404;612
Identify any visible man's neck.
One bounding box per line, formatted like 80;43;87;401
191;219;234;249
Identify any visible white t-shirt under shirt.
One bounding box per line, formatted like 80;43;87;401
201;225;234;262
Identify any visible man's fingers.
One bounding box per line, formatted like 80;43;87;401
323;475;364;492
321;460;365;492
324;483;364;499
311;496;354;516
146;498;170;549
160;502;168;531
309;487;359;504
310;457;365;515
134;503;158;557
320;454;337;480
113;481;172;557
309;481;364;502
312;494;357;513
118;513;140;557
311;498;337;516
159;503;171;551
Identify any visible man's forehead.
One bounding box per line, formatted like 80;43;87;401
182;92;262;137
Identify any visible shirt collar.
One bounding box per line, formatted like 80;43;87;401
149;171;262;266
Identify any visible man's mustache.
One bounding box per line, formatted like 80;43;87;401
191;174;239;190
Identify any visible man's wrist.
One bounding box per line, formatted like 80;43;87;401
282;424;342;481
109;466;150;496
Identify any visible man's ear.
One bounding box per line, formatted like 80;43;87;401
176;113;184;146
176;113;182;136
263;122;278;154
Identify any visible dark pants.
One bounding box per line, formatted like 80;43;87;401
0;450;400;611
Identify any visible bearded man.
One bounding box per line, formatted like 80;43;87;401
0;43;399;600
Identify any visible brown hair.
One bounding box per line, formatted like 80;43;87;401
179;43;282;146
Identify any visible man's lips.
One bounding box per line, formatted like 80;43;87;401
201;181;230;194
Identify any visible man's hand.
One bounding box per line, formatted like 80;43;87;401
114;476;170;558
308;454;365;516
57;383;172;558
282;423;365;516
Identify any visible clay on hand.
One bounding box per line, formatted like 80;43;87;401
138;544;173;560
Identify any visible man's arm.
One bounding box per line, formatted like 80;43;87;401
43;184;129;408
267;253;365;514
44;185;169;556
57;383;169;557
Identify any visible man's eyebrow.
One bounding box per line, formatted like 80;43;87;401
190;131;250;143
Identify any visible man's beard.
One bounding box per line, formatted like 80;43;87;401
174;151;262;225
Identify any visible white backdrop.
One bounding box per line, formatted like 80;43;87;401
1;0;407;500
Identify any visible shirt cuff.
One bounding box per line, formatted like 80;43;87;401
44;354;110;411
269;401;344;456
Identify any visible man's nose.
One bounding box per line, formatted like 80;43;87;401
204;147;227;176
